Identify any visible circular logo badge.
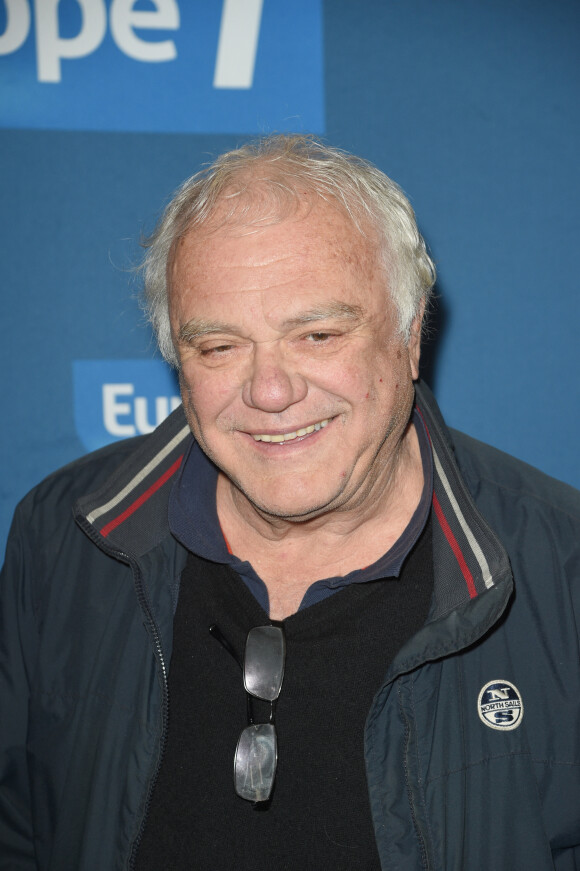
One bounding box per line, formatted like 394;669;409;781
477;680;523;731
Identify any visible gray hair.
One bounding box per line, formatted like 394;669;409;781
141;134;436;367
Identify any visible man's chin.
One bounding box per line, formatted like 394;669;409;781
234;483;351;524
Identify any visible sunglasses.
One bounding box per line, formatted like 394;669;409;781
210;623;286;805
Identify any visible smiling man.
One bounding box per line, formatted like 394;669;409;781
1;136;579;870
169;194;425;620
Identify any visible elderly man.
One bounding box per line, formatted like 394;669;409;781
1;136;579;870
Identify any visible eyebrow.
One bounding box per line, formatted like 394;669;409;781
177;318;241;344
177;301;365;345
280;301;365;329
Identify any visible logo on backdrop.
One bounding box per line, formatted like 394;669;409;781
0;0;324;133
73;359;181;452
477;680;524;731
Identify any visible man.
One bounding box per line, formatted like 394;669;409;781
1;135;579;870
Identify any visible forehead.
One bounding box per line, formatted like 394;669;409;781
170;199;385;300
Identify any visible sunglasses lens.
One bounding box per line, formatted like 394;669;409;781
234;723;277;802
243;626;285;701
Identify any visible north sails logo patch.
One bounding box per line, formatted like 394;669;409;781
477;680;523;731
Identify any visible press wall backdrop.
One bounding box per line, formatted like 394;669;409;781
1;0;579;555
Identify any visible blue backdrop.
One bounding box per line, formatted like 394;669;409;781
1;0;579;556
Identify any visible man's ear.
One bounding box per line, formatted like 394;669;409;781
408;299;425;381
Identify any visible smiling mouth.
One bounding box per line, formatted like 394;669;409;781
251;418;331;443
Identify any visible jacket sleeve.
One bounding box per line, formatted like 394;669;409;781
0;504;39;868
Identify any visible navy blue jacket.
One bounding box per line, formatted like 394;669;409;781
1;382;579;869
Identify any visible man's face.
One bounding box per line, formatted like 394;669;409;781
169;201;421;522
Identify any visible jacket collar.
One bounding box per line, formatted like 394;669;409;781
415;380;512;617
76;382;513;637
387;380;514;676
75;408;192;559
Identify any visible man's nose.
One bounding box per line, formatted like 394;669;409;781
242;344;307;412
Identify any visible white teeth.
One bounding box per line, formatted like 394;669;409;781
252;418;330;443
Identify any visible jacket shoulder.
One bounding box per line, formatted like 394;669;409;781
16;436;148;522
15;405;190;534
451;429;580;523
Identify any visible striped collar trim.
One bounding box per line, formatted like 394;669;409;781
86;424;191;532
78;414;192;555
432;446;493;594
415;382;510;618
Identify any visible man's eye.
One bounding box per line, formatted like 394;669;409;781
200;344;233;356
306;332;332;342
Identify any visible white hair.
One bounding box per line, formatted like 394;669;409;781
141;134;436;367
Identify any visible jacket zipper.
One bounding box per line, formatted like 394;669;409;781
126;557;170;869
75;517;170;871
